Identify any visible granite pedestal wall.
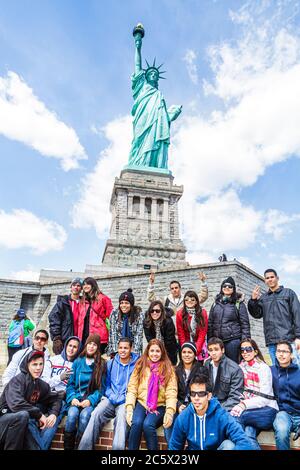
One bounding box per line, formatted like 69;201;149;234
0;260;267;370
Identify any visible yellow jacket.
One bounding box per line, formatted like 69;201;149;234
125;365;178;415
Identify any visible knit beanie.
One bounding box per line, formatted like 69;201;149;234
181;342;197;355
119;288;135;306
85;333;101;350
220;276;236;292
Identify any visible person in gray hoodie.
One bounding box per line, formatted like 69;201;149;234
78;337;138;450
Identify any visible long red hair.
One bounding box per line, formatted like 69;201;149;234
134;339;174;385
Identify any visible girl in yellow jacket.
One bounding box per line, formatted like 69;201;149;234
125;338;177;449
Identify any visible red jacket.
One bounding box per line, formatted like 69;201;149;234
176;308;208;360
78;293;113;344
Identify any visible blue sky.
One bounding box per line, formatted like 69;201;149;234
0;0;300;294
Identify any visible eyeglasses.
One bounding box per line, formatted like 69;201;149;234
150;309;161;313
277;349;291;355
34;336;47;342
190;391;209;398
223;284;233;289
240;346;254;353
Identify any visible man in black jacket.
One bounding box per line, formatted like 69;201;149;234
248;268;300;366
205;337;244;412
0;350;62;450
48;277;83;354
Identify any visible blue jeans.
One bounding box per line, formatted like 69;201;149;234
269;342;300;367
224;339;241;364
128;401;165;450
78;397;128;450
65;405;93;437
28;413;64;450
217;439;235;450
164;412;177;444
273;411;300;450
237;406;277;449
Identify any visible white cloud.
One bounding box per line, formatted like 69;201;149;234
263;209;300;240
0;71;86;171
71;115;131;236
180;190;262;252
183;49;199;85
0;209;67;254
186;251;216;265
72;2;300;262
10;268;40;282
280;254;300;274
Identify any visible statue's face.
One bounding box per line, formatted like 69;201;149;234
146;69;159;85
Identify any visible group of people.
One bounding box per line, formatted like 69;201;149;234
1;268;300;451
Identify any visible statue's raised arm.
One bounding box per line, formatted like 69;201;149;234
133;23;144;74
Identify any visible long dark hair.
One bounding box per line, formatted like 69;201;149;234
144;300;166;329
79;341;105;394
118;304;140;325
82;277;100;303
13;314;29;321
182;290;205;333
239;338;265;363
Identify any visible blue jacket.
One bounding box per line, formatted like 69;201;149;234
66;356;106;408
105;352;139;406
271;360;300;415
169;398;255;450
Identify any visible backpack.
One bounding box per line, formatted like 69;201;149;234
8;320;25;347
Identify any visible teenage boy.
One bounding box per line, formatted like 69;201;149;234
2;329;50;387
49;277;83;354
168;371;254;450
147;271;208;313
205;337;244;411
79;337;139;450
0;350;61;450
272;341;300;450
248;269;300;366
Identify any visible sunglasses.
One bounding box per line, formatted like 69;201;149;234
190;391;209;398
151;308;161;313
35;336;47;342
223;284;233;289
240;346;254;353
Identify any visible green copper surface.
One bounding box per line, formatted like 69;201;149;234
126;24;182;172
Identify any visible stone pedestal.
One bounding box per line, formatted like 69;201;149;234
102;168;187;270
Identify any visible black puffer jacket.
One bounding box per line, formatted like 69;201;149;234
143;316;178;365
175;361;203;410
208;295;250;343
205;355;244;411
248;286;300;346
0;350;62;419
48;295;74;343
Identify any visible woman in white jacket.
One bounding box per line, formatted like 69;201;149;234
230;338;278;450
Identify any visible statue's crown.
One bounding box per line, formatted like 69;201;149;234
144;58;166;79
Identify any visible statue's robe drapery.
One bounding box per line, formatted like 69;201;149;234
128;70;170;169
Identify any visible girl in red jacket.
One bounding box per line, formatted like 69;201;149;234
78;277;113;354
176;290;208;363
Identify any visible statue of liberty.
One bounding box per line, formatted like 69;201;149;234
126;24;182;173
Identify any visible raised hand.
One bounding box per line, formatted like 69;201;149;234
198;271;207;282
251;285;261;300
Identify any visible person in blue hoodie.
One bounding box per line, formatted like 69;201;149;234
64;333;106;450
169;368;255;450
78;337;138;450
271;341;300;450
